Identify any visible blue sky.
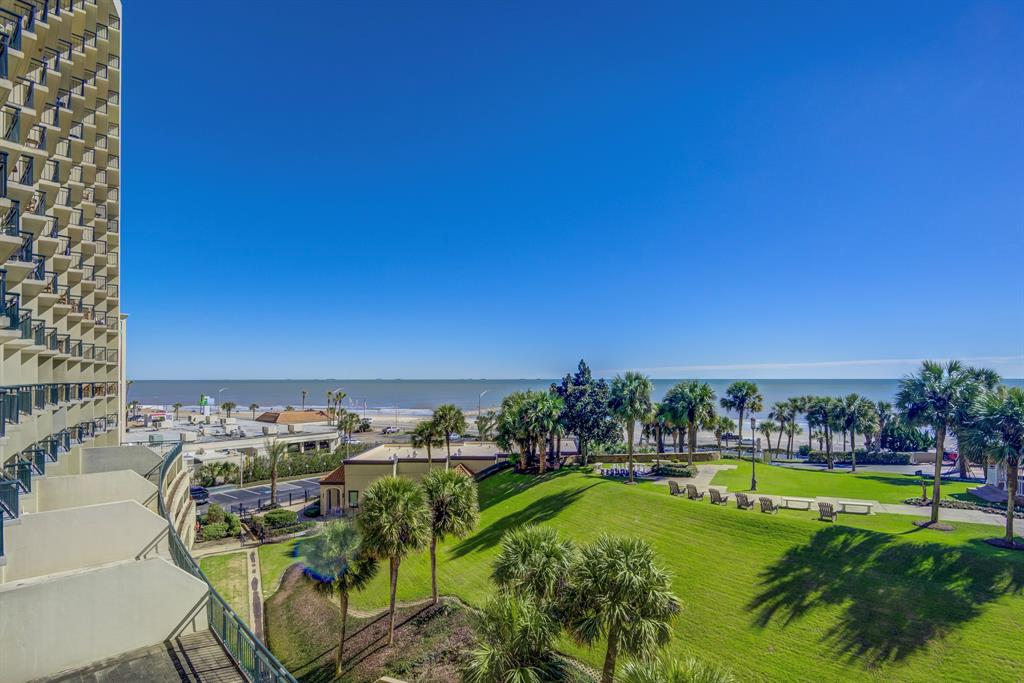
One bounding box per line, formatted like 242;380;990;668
124;1;1023;380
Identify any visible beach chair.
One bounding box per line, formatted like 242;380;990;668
685;484;705;501
668;480;683;496
709;488;730;505
818;501;838;522
735;492;754;510
759;497;778;514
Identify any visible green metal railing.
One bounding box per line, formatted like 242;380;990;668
158;445;298;683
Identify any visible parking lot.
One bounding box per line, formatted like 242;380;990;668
198;477;322;516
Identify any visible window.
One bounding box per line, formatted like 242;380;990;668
347;490;359;508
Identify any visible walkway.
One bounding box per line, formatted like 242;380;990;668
43;631;244;683
247;547;266;641
662;464;1006;527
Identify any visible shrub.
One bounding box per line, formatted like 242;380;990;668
303;501;320;517
264;508;298;528
200;522;229;541
204;503;226;525
652;463;697;478
805;450;913;466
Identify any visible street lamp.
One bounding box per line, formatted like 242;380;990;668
750;417;758;491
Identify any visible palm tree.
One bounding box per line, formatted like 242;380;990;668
952;367;1003;476
492;525;578;608
713;415;736;453
719;381;763;447
876;400;895;449
433;404;467;462
221;401;237;418
463;592;565;683
249;403;259;419
664;381;717;466
768;400;792;452
301;390;307;411
619;655;736;683
496;392;533;471
411;419;443;466
609;371;654;483
896;360;982;525
531;392;563;474
172;402;183;421
757;421;777;461
265;440;287;509
422;468;479;604
958;386;1024;547
303;520;378;674
568;535;679;683
474;410;497;440
357;476;430;645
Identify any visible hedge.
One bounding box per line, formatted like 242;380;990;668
599;451;721;464
903;497;1024;519
804;450;913;466
652;463;698;478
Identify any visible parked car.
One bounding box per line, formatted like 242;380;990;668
189;486;209;504
342;436;361;445
382;426;400;434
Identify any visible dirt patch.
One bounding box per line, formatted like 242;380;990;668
266;565;474;682
912;520;955;532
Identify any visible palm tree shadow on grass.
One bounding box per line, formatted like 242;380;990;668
748;526;1024;668
477;468;579;511
450;482;599;559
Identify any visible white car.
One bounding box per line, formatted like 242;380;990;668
342;436;361;445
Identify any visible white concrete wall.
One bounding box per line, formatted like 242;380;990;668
29;470;159;514
0;500;169;583
0;557;209;683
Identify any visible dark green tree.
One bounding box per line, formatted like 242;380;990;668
553;360;620;465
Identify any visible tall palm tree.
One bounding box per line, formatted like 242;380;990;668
958;386;1024;546
896;360;982;525
496;392;533;471
757;421;777;461
609;371;654;483
303;520;378;674
463;592;565;683
952;367;1003;477
172;402;183;421
221;401;237;418
619;655;736;683
249;403;259;419
265;440;288;509
357;476;430;645
411;419;444;466
492;525;578;609
768;400;792;452
713;415;736;453
875;400;894;449
567;535;679;683
530;392;563;474
664;381;717;466
719;381;763;447
422;468;479;604
433;404;467;463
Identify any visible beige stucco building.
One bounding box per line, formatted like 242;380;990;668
320;443;504;515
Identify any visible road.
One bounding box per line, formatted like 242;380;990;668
198;477;322;516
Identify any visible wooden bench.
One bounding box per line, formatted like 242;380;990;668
818;501;838;522
759;496;778;514
735;492;754;510
668;480;683;496
709;488;730;505
685;484;704;501
837;500;874;515
781;496;815;511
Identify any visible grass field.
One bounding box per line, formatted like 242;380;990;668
708;460;977;503
199;551;251;626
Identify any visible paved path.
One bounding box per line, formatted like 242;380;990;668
201;478;320;515
247;549;265;640
660;464;1005;527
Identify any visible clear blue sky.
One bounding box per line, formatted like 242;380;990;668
124;1;1023;380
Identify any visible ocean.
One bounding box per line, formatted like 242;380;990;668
127;378;1024;418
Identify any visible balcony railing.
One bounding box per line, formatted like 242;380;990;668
159;445;299;683
1;106;20;144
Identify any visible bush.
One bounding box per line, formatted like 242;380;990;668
652;463;697;478
303;501;320;517
200;522;229;541
204;503;226;524
804;450;913;466
241;444;373;482
903;497;1024;519
269;521;316;537
264;508;298;528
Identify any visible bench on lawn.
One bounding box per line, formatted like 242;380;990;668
709;488;729;505
837;500;874;515
685;484;705;501
668;480;683;496
735;492;754;510
818;501;838;522
781;496;815;511
759;496;778;514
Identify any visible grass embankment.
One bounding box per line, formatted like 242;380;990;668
709;459;977;503
199;551;251;626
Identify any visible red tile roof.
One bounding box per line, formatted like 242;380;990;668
320;464;345;485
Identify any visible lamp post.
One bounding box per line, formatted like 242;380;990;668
750;417;758;491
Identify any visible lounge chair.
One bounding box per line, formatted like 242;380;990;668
759;496;778;514
668;480;682;496
735;492;754;510
709;488;729;505
685;484;705;501
818;501;838;522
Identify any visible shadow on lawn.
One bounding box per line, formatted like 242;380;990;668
749;526;1024;668
478;468;578;511
451;482;598;558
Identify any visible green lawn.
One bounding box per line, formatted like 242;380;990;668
258;470;1024;682
258;537;315;600
708;459;977;503
199;551;251;626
